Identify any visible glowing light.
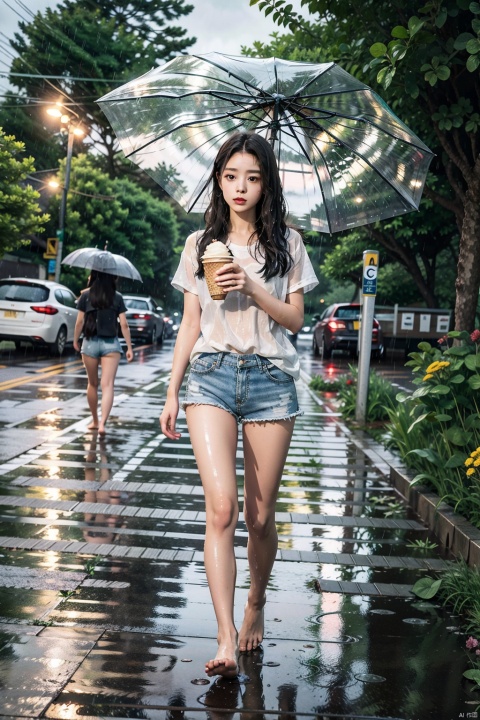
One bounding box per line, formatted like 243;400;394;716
46;107;62;118
354;196;364;203
48;179;60;189
410;179;422;188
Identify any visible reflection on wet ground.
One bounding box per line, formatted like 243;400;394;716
0;342;475;718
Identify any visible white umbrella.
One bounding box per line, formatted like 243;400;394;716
62;248;142;282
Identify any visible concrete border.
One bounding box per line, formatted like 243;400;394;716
302;377;480;567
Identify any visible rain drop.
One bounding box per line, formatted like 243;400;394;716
355;673;386;683
403;617;429;625
263;661;280;667
370;609;395;615
191;678;210;685
181;658;192;662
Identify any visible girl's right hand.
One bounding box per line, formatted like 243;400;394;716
160;396;181;440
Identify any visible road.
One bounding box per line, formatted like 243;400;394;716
0;332;415;396
0;332;469;719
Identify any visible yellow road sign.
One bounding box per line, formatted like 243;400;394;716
47;237;58;255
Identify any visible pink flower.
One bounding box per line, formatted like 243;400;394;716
466;636;479;649
476;649;480;656
470;329;480;343
437;334;449;345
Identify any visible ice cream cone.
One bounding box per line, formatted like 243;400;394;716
201;241;233;300
203;260;229;300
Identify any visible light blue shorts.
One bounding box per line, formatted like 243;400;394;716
183;352;301;424
81;335;123;358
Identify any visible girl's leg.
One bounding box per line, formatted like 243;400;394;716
239;418;295;652
98;353;121;434
82;355;100;429
186;404;240;678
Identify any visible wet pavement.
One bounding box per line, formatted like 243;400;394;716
0;339;476;719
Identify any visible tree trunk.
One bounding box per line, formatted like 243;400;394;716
454;163;480;331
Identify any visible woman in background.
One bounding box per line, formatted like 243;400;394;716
74;270;133;434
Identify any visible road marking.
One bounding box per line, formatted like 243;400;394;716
0;359;84;392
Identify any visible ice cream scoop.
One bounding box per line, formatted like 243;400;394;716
201;241;233;300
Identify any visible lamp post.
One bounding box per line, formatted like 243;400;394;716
46;104;85;282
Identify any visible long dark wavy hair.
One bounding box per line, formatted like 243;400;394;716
87;270;117;308
196;132;292;281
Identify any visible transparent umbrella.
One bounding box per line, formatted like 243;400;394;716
62;248;142;282
97;52;434;234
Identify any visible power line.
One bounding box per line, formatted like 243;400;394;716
0;71;124;83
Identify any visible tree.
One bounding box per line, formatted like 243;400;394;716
7;0;195;172
50;154;179;301
0;128;49;255
249;0;480;329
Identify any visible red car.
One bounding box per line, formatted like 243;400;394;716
312;303;384;359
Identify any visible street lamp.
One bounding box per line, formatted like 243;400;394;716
46;104;85;282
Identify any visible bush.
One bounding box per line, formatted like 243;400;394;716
386;330;480;526
336;365;398;422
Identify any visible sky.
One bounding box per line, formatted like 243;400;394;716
0;0;309;67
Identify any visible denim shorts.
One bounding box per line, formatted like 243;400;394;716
81;335;123;358
183;352;301;424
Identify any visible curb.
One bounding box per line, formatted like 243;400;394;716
355;430;480;568
301;374;480;568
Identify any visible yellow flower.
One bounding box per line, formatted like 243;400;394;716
475;459;480;467
423;373;434;381
467;468;476;477
472;448;480;458
465;457;474;466
426;362;440;373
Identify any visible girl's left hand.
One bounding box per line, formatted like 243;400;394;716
215;263;253;296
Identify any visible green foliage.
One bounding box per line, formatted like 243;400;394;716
412;575;443;599
248;0;480;331
386;330;480;525
336;365;398;422
406;537;439;551
51;154;178;300
309;375;342;392
7;0;195;162
0;128;49;254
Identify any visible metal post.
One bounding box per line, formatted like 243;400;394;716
54;127;74;283
355;250;379;423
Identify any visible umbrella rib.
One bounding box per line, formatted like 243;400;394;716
280;111;334;233
123;109;269;159
191;54;272;99
293;107;418;206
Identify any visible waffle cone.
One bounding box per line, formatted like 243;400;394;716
203;260;229;300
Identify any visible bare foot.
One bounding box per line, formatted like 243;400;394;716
205;638;239;679
98;424;106;435
239;596;265;652
87;421;98;430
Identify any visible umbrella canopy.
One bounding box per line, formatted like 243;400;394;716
62;248;142;282
97;52;434;234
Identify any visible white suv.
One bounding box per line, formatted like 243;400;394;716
0;278;79;355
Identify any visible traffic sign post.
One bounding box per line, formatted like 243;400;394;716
43;237;58;260
356;250;379;423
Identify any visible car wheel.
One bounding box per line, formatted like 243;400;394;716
14;340;22;350
312;335;321;357
49;326;67;356
149;325;157;345
322;337;332;359
157;323;164;346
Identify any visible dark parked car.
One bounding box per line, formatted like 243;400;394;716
312;303;384;359
122;295;165;345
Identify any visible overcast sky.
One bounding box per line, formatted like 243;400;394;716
0;0;309;66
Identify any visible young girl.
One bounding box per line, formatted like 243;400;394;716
74;270;134;434
160;132;318;679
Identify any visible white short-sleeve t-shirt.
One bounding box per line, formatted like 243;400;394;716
171;228;318;379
